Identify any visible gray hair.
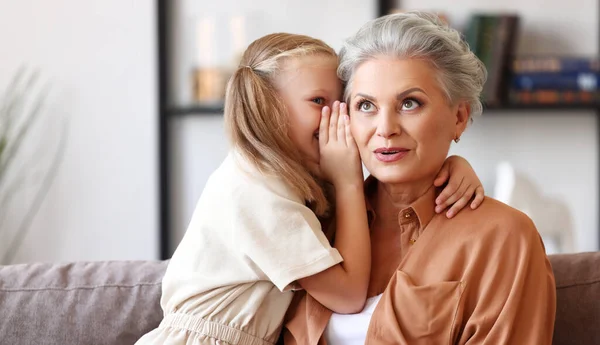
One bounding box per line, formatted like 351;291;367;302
338;11;487;118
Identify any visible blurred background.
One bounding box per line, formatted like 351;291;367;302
0;0;597;264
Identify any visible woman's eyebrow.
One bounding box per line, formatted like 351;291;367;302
396;88;425;100
354;93;376;101
353;88;425;101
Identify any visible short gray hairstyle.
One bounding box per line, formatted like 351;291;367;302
338;11;487;118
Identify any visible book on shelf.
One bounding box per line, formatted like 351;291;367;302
513;56;600;73
511;72;599;91
508;57;600;105
463;15;600;107
465;14;520;106
508;90;600;104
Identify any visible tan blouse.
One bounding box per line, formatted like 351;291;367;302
283;176;556;345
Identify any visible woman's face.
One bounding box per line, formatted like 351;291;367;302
349;57;469;185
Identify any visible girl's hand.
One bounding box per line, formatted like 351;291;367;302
433;155;484;218
318;101;363;187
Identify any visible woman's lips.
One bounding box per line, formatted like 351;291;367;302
374;148;409;162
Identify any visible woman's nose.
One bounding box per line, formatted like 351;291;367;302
376;108;400;138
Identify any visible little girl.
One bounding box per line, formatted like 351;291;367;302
135;33;483;345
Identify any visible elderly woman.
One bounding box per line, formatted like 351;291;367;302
283;12;556;345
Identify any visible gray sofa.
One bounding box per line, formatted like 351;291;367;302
0;253;599;345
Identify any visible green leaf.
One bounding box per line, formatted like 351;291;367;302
0;137;6;161
0;75;50;186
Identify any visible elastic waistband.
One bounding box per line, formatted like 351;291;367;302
160;313;274;345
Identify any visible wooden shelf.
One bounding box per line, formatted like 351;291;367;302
484;103;600;112
167;102;600;116
168;103;225;115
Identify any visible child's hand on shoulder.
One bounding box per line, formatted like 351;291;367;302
434;155;485;218
318;101;363;187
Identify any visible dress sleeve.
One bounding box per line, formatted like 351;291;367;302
232;182;343;292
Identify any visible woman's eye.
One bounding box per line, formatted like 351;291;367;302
359;101;374;112
402;99;420;110
312;97;325;105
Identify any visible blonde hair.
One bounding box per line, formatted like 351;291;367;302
224;33;337;216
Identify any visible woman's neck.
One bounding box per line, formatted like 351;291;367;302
373;178;434;218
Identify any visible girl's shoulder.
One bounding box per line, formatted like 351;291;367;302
206;151;304;206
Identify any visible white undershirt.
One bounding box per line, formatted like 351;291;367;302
324;294;383;345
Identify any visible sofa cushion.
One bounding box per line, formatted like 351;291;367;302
0;260;166;345
1;253;599;345
550;252;600;345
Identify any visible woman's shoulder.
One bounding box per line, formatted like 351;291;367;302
452;196;539;244
477;197;533;223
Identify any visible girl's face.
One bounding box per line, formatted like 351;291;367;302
273;54;342;176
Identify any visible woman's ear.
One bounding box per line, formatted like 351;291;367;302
454;101;470;138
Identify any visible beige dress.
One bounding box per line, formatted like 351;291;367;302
135;151;342;345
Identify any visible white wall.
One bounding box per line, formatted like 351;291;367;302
0;1;158;263
450;113;597;253
169;0;599;253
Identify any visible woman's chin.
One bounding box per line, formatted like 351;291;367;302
369;167;418;185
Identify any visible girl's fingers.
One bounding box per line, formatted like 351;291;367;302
344;115;354;147
446;186;474;218
329;101;340;142
435;178;465;213
470;185;485;209
337;103;348;145
319;105;330;146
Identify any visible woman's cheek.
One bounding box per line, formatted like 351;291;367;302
350;115;369;142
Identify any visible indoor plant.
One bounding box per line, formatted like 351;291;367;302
0;69;66;264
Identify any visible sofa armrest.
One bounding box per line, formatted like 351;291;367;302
550;252;600;345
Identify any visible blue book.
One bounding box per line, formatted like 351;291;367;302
511;72;599;91
513;57;600;73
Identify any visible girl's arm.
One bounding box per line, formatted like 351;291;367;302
297;102;371;314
